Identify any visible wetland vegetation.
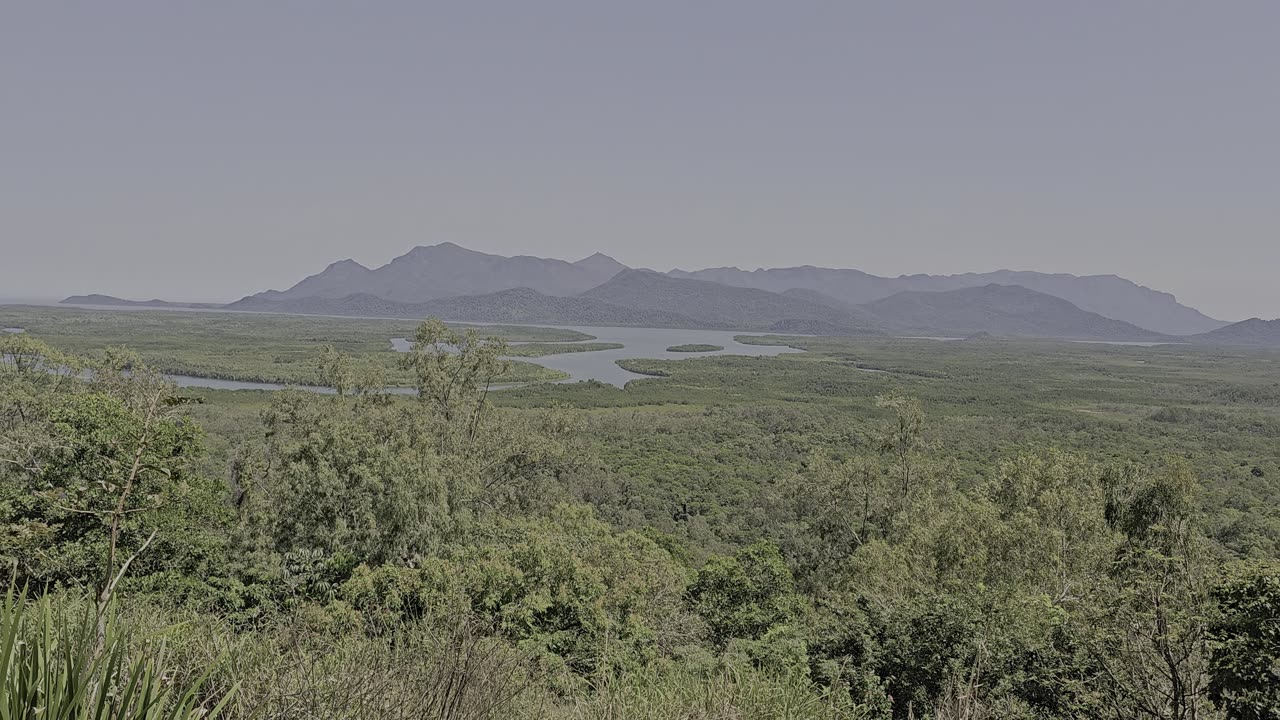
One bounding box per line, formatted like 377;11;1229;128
2;307;1277;719
667;343;724;353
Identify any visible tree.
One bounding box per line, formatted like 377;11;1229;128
1088;463;1213;720
687;541;802;647
0;343;219;637
316;344;355;397
244;320;583;565
783;454;882;591
1207;560;1280;720
399;318;509;437
875;393;924;500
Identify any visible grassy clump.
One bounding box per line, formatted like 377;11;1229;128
0;589;237;719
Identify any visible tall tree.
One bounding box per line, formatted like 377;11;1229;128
875;393;925;500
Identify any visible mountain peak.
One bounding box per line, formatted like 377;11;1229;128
573;252;627;270
402;241;478;256
326;259;368;271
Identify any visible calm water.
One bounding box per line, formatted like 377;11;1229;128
392;325;804;387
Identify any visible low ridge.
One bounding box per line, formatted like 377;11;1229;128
1190;318;1280;347
859;284;1172;341
581;269;882;335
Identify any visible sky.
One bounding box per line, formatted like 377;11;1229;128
2;2;1277;320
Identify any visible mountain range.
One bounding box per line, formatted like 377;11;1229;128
245;243;627;304
670;266;1223;336
61;242;1280;345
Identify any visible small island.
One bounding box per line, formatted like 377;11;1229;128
666;343;724;353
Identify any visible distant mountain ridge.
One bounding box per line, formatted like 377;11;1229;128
245;242;626;304
860;284;1172;341
64;242;1246;340
61;294;223;310
671;266;1225;336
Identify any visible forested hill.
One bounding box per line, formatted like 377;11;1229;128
225;268;889;334
1190;317;1280;346
672;265;1226;336
859;284;1174;341
580;269;883;334
241;242;627;304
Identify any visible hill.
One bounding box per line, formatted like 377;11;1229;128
581;270;881;334
236;244;1227;335
671;266;1224;336
1189;318;1280;347
859;284;1173;340
129;242;1229;337
779;287;857;310
246;243;627;304
61;295;222;309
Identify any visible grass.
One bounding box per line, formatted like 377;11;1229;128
0;589;236;719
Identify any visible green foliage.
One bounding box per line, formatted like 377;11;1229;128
1208;560;1280;719
559;660;868;719
6;314;1280;718
341;560;464;628
688;542;802;648
464;506;699;675
0;588;236;719
874;392;925;499
242;381;586;566
400;318;512;425
1090;463;1214;720
0;340;226;592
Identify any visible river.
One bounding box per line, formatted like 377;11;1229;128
160;325;805;392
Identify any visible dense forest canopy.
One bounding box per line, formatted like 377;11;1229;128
1;320;1277;719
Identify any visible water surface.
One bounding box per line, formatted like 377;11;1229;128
392;325;804;387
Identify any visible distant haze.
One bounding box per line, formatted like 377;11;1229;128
3;3;1278;320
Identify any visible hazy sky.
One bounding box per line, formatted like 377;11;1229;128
3;2;1277;320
